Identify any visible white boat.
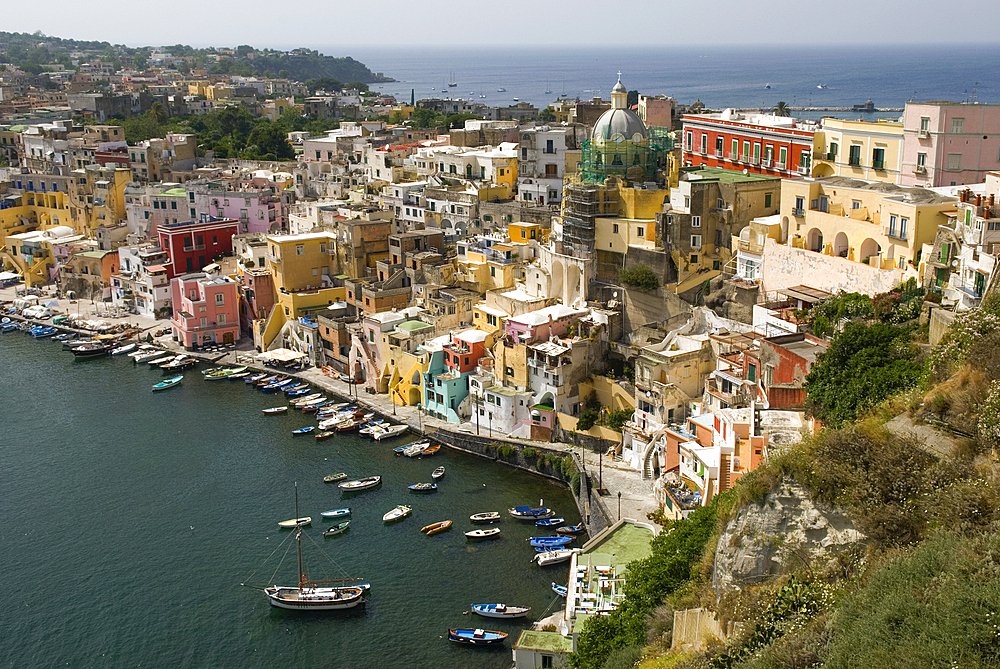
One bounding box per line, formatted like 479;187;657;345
133;350;165;363
372;424;408;441
465;527;501;540
470;511;500;523
431;466;445;481
470;603;531;619
110;343;137;356
278;516;311;528
382;504;412;523
338;476;381;492
404;443;428;457
533;548;579;566
256;485;366;611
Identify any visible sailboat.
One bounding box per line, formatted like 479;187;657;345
448;71;457;87
251;484;367;611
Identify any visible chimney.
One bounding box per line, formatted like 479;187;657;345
976;194;983;207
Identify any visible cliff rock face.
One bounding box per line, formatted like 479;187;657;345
713;478;864;597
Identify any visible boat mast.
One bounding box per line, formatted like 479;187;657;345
294;483;306;589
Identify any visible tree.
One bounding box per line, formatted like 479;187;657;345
627;90;639;108
773;101;790;116
278;69;289;79
539;106;556;123
619;265;659;292
804;322;922;427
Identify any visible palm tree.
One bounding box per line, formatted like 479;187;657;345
773;101;790;117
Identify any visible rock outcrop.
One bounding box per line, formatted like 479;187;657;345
713;477;865;597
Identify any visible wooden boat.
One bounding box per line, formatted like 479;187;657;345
322;473;347;484
530;536;573;548
254;374;282;387
470;511;501;523
162;357;197;371
72;342;112;357
533;548;578;566
278;516;311;528
431;466;445;481
420;444;441;456
338;476;381;492
258;485;366;611
290;392;323;406
54;332;77;341
110;343;137;356
556;523;586;536
551;583;568;597
408;482;437;493
320;507;350;518
372;424;408;441
535;517;565;527
148;354;177;367
262;378;294;392
314;430;335;441
465;527;501;540
382;504;412;523
447;628;508;646
152;375;184;391
509;505;554;520
262;406;288;415
301;401;332;414
292;426;316;435
335;418;365;432
470;603;531;619
228;371;250;380
323;521;350;536
286;388;311;398
420;520;452;535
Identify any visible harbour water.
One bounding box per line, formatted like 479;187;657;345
0;332;580;668
329;44;1000;119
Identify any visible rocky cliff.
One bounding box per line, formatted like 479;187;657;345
713;477;865;597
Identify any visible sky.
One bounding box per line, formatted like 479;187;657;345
4;0;998;50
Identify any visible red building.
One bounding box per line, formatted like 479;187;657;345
443;329;488;375
157;217;238;278
748;333;829;409
681;110;818;179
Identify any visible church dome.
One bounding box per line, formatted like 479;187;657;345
592;107;648;144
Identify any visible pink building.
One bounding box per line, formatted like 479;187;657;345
503;304;589;344
901;101;1000;188
170;273;241;349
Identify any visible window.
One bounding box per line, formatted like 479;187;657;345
691;215;701;227
613;223;619;233
368;330;374;343
170;201;177;209
889;214;898;237
542;655;554;669
690;254;699;263
777;146;787;168
872;147;885;169
700;133;707;154
917;152;927;168
828;141;838;160
951;117;964;134
764;192;772;208
742;141;750;161
217;313;226;325
731;138;738;158
852;200;861;210
800;152;811;169
691;234;702;247
296;244;304;255
753;142;761;164
637;226;644;237
920;117;930;133
215;293;224;305
685;132;692;151
684;196;690;208
947;153;962;170
848;144;862;166
899;217;908;240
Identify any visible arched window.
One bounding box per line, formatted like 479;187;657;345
612;154;623;166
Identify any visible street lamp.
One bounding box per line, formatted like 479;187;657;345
617;491;622;520
475;391;480;435
487;410;492;438
417;403;422;432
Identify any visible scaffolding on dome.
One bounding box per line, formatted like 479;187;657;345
580;126;674;184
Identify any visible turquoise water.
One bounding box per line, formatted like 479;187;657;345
0;332;579;668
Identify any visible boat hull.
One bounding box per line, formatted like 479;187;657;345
265;585;364;610
471;603;530;619
447;628;508;645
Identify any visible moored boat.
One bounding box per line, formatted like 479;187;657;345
72;342;112;357
470;603;530;619
408;482;437;493
403;443;428;457
552;583;568;597
152;375;184;391
420;444;441;456
533;548;578;566
465;527;501;540
382;504;412;523
556;523;586;536
111;342;137;356
420;520;452;535
535;517;565;527
278;516;311;528
292;426;316;435
314;430;335;441
338;476;381;492
470;511;501;523
372;424;408;441
529;536;573;548
320;507;351;519
447;628;508;646
262;406;288;415
322;473;347;484
335;417;364;432
323;521;350;536
509;505;554;520
431;466;445;481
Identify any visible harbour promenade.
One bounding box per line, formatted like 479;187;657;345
1;284;660;526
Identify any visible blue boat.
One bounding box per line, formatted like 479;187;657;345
30;326;58;338
1;323;18;333
509;505;554;520
245;373;267;384
552;583;568;597
408;482;437;493
283;384;309;394
261;379;293;392
535;517;564;527
529;536;573;548
447;628;508;646
556;523;585;536
152;375;184;392
286;388;310;398
393;445;408;456
291;426;316;435
320;507;351;519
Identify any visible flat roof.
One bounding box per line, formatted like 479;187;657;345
681;165;780;184
777;285;831;303
514;630;573;653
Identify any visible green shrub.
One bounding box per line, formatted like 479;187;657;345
571;471;581;495
522;447;538;459
497;444;515;458
620;265;660;292
577;409;600;431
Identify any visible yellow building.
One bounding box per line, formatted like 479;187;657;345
255;231;346;350
780;176;956;271
507;221;541;244
813;118;905;184
70;165;131;236
0;174;76;285
593;179;669;254
456;244;519;293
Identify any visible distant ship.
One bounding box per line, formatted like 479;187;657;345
817;84;828;89
497;87;506;92
764;83;771;89
447;71;457;87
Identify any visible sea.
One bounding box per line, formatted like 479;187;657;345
0;332;579;669
320;44;1000;122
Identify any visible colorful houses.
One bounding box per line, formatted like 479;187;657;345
170;272;241;348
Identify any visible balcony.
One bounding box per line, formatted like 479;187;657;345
914;165;927;174
848;158;861;167
728;152;740;161
797;165;810;175
714;150;724;158
918;129;930;139
182;244;206;252
776;161;786;170
761;158;773;168
792;207;805;217
885;227;908;241
825;152;837;161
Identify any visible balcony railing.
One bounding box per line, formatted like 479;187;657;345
792;207;805;217
825;152;837;161
885;227;908;241
182;244;206;252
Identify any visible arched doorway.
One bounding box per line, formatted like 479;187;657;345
550;259;564;303
859;238;881;266
566;263;581;306
807;228;824;253
834;231;849;258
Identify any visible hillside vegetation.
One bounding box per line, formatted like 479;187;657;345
572;292;1000;669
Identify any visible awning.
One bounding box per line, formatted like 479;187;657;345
715;369;744;386
258;348;307;363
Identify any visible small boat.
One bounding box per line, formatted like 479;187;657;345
408;482;437;493
382;504;412;523
371;424;408;440
111;343;137;356
2;323;21;333
336;418;365;432
431;466;445;481
161;356;196;370
145;353;174;366
420;520;452;535
551;583;568;597
245;372;268;384
283;383;309;394
301;401;332;414
296;396;328;408
535;517;565;527
339;476;381;492
420;444;441;456
254;374;279;387
765;82;771;89
262;406;288;415
292;426;316;435
470;603;530;619
533;548;578;566
323;521;350;536
448;628;508;646
465;527;501;540
403;443;428;457
277;516;311;528
320;507;350;518
262;378;294;392
72;343;111;357
54;332;77;341
509;505;554;520
228;371;249;380
556;523;585;536
470;511;500;523
133;349;164;362
152;375;184;391
30;326;58;338
286;388;310;398
314;430;335;441
291;392;323;405
529;536;573;548
817;84;828;89
322;474;347;484
359;420;388;435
